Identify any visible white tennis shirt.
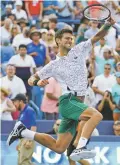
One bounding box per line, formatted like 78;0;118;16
37;39;92;96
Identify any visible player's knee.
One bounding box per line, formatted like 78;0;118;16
56;147;66;154
94;110;103;121
56;144;66;154
88;107;103;121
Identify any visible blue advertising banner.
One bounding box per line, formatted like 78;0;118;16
1;137;120;165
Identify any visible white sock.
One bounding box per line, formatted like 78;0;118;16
21;129;36;140
76;137;88;149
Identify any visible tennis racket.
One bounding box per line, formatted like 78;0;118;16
83;4;111;23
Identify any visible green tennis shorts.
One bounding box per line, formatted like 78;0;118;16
58;93;88;136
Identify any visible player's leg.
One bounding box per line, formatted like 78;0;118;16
68;157;76;165
7;118;76;154
67;121;91;164
34;131;73;154
57;93;100;160
73;120;87;147
67;121;86;165
78;160;91;165
76;107;102;148
70;107;102;160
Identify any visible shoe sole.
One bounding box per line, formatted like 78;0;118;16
6;121;22;146
70;150;96;161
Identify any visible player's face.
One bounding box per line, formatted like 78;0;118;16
60;33;73;50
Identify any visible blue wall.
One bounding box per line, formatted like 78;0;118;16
1;136;120;165
1;120;115;138
1;120;120;165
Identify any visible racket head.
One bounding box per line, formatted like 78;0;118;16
83;4;111;22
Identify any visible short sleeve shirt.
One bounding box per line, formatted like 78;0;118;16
37;39;92;96
18;105;36;129
95;56;115;75
27;42;46;67
112;83;120;110
43;1;58;15
8;54;36;68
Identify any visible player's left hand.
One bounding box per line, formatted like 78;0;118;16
107;17;116;25
37;79;49;87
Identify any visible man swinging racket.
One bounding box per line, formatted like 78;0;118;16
7;4;115;161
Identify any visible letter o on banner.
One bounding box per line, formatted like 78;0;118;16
43;148;61;163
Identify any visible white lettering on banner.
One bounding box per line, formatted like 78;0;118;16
32;146;120;164
32;146;42;163
94;147;109;164
32;146;62;163
117;147;120;164
86;147;109;164
43;148;61;163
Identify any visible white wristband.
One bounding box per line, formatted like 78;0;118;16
114;23;120;32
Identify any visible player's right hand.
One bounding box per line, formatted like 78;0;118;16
108;17;116;25
37;79;49;87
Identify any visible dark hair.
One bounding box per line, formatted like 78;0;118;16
104;63;111;68
19;44;27;50
6;64;16;68
49;18;57;24
80;16;87;24
55;29;73;46
30;25;36;29
8;13;16;20
105;90;113;102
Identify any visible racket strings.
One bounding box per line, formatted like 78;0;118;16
83;5;111;21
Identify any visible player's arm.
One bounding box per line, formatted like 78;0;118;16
91;18;115;45
28;73;49;87
28;61;54;87
28;73;39;86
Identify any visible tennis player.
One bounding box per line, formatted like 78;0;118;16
7;18;115;161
